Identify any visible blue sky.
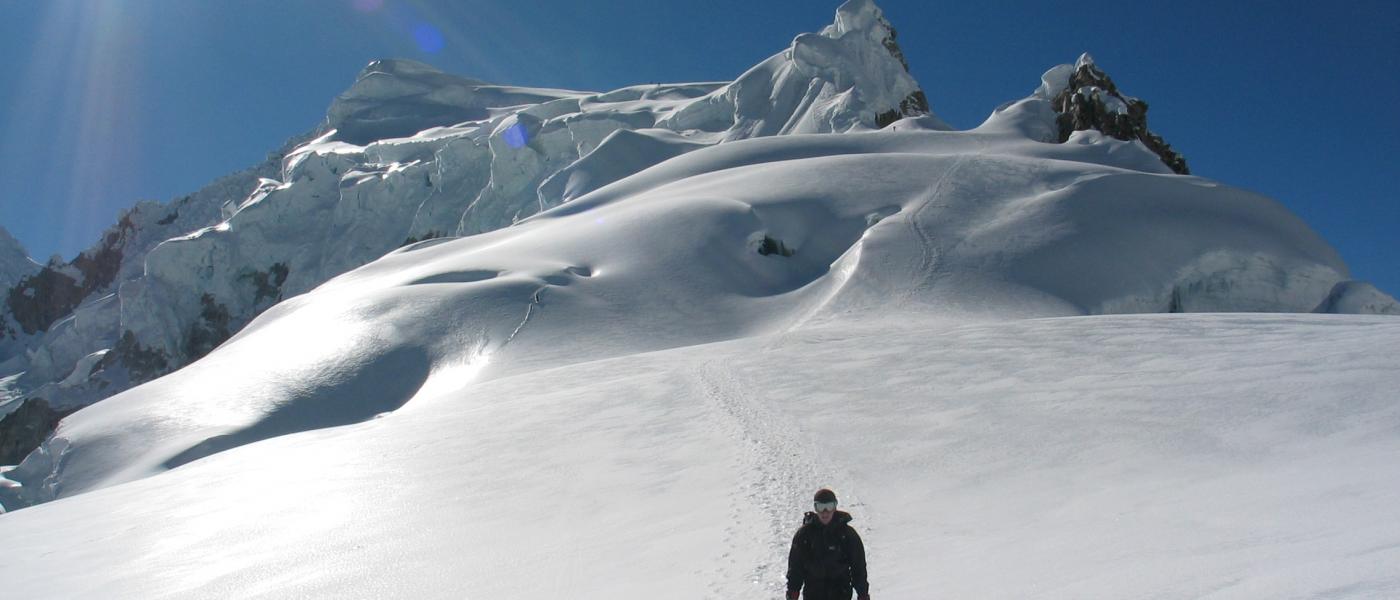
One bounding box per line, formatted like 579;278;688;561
0;0;1396;295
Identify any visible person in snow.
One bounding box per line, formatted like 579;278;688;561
786;488;870;600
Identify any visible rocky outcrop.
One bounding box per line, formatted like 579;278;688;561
869;14;932;128
1050;54;1189;175
0;398;72;465
4;213;135;336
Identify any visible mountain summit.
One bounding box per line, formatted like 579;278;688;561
1045;53;1189;174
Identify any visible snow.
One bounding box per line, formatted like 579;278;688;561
0;105;1380;505
1;314;1397;598
0;225;40;292
1;1;1397;597
2;99;1397;595
0;0;943;418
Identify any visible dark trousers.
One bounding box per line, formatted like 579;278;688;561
802;580;853;600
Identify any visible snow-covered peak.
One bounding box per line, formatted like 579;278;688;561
831;0;882;34
0;0;950;433
1;121;1366;506
779;0;941;131
0;226;40;293
1;0;1392;520
323;59;587;145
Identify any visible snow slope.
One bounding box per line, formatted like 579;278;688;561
2;0;1398;597
0;0;938;422
0;114;1371;505
1;314;1397;599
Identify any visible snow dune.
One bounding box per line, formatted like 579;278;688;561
1;121;1362;505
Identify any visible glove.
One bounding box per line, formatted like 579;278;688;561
786;591;799;600
858;594;871;600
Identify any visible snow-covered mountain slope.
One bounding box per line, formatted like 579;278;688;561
0;0;937;425
0;226;39;295
1;313;1397;599
0;88;1387;508
0;138;306;409
1;0;1398;596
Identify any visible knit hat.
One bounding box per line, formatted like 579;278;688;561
813;488;837;503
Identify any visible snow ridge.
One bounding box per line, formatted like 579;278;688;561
0;0;939;429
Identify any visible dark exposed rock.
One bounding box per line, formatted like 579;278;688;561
877;90;932;128
870;19;929;129
403;231;448;247
243;263;290;305
1168;286;1185;313
0;398;74;466
185;294;232;361
900;90;930;115
5;212;135;336
99;330;171;385
1051;55;1189;175
6;268;84;336
757;236;794;257
881;23;911;72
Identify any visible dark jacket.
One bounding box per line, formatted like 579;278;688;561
786;510;869;599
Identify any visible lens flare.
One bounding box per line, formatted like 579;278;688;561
413;23;445;54
501;122;530;149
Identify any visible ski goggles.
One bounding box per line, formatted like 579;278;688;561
814;501;837;513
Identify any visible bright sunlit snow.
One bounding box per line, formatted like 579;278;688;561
2;314;1398;599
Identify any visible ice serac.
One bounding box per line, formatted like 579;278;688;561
677;0;946;138
0;0;946;427
0;137;305;406
324;59;584;145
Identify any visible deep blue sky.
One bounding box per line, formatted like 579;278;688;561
1;0;1396;296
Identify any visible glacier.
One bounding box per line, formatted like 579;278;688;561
0;0;1398;597
0;0;937;423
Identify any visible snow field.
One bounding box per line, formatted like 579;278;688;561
1;313;1397;599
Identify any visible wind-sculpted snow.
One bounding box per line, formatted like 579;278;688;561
0;0;941;428
1;314;1398;598
1;1;1397;594
0;121;1373;507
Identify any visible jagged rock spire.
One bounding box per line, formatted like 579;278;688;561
1050;53;1189;174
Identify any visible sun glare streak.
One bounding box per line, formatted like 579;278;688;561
3;0;146;260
